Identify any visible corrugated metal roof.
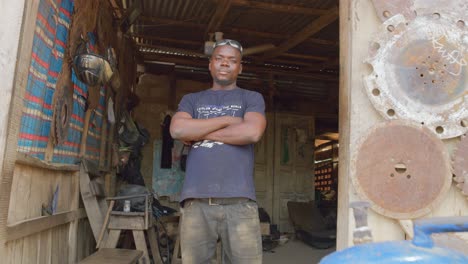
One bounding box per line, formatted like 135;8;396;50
120;0;339;100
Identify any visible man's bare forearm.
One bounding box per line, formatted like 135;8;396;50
170;114;242;141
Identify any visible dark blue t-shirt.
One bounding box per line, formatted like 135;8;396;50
177;87;265;201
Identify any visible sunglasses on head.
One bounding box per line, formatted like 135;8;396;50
213;39;243;54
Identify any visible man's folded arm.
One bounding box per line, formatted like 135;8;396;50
170;111;242;141
204;112;266;145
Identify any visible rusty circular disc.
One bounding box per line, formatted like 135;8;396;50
351;121;452;219
364;12;468;139
453;134;468;197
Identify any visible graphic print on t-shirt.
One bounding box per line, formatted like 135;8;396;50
196;104;242;119
193;104;242;149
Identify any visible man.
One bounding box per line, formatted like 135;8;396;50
170;39;266;264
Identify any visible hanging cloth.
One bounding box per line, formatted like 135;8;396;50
160;114;174;168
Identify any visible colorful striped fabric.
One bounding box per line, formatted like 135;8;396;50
19;0;108;165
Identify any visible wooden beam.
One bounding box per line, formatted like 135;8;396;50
108;0;123;18
137;43;206;57
6;209;87;241
137;42;331;67
280;53;330;62
137;16;337;46
264;58;323;67
16;152;80;171
263;6;339;59
137;43;331;67
139;46;337;74
131;34;201;46
205;0;233;36
315;133;339;141
231;0;328;15
301;57;340;73
225;27;337;46
138;16;205;29
143;53;338;81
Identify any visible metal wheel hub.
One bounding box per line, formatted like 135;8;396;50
364;12;468;139
352;121;452;219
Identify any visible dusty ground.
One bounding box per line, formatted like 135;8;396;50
263;238;335;264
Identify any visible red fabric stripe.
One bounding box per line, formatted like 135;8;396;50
74;84;86;97
25;93;43;104
32;53;49;69
59;7;71;18
72;114;84;123
24;99;53;111
43;103;52;110
20;133;49;141
36;13;56;35
48;71;59;78
63;141;80;148
86;146;101;152
55;39;66;49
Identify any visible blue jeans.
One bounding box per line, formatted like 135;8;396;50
180;199;263;264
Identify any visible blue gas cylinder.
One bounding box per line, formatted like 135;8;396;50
320;217;468;264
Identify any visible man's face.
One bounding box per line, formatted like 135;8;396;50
209;45;242;87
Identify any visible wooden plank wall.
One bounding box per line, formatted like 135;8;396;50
0;0;37;260
0;1;97;262
134;75;210;190
4;164;95;263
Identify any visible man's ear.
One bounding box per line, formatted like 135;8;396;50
209;60;212;71
239;64;242;74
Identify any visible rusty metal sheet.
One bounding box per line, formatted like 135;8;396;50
351;121;452;219
371;0;416;22
453;134;468;197
364;12;468;139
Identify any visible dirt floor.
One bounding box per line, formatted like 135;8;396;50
263;238;335;264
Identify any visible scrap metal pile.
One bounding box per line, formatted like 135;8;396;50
353;0;468;223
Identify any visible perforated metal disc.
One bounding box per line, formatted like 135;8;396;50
453;134;468;197
351;121;452;219
364;12;468;139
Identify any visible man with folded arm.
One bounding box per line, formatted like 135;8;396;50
170;39;266;264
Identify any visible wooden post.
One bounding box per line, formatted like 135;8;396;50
0;0;33;260
99;89;110;169
68;168;82;263
336;0;352;250
96;200;115;249
99;120;108;168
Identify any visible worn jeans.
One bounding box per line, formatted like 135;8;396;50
180;199;263;264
